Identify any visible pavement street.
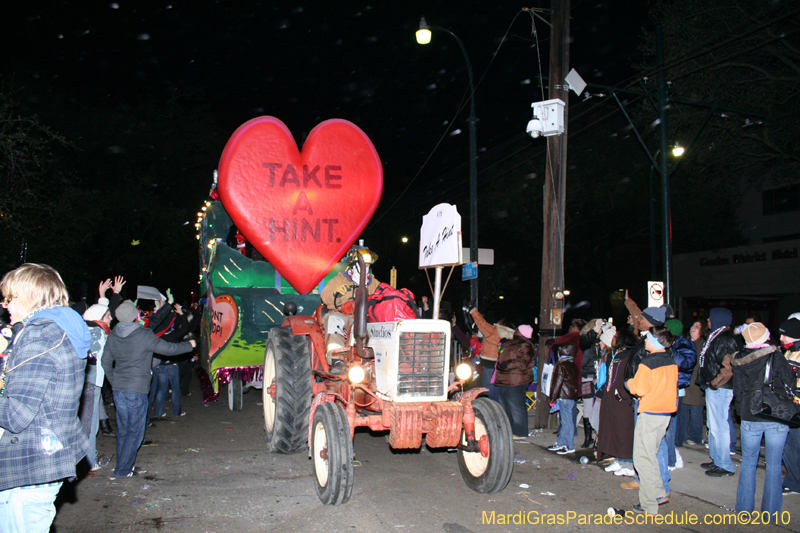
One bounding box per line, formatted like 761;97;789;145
52;385;800;533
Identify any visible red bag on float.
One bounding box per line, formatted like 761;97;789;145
367;283;419;322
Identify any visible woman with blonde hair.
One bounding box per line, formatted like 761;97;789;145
0;263;91;532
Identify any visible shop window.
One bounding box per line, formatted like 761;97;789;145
762;183;800;215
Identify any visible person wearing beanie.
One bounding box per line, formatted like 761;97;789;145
779;316;800;496
697;307;740;477
79;294;114;474
662;319;696;471
577;319;607;449
731;322;793;518
626;326;678;515
493;325;536;439
102;300;196;478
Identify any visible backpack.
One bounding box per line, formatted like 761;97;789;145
367;283;419;322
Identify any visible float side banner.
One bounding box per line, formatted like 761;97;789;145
419;203;462;268
217;116;383;295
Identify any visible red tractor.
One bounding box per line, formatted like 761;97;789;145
261;251;513;505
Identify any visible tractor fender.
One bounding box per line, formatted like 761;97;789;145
308;392;334;456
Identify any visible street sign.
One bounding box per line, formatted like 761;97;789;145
648;281;664;308
462;262;478;281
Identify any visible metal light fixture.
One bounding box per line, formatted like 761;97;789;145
416;18;431;45
415;17;479;305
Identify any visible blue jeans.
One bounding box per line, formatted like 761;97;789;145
152;364;181;417
666;398;679;467
557;399;576;449
480;361;499;402
706;388;735;471
675;403;704;445
113;390;149;477
736;420;789;517
783;427;800;492
0;482;63;533
497;384;528;437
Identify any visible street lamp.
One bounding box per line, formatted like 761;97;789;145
416;17;479;305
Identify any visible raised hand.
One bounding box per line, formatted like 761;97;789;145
98;279;112;299
112;276;127;294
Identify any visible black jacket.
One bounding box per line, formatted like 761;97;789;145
697;329;740;389
624;338;648;383
732;345;795;423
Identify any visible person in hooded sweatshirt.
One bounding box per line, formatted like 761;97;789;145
102;300;195;478
0;263;91;532
732;323;794;519
697;307;740;477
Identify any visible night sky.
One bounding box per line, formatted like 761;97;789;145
2;1;653;308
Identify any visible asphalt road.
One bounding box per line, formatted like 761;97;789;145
52;382;800;533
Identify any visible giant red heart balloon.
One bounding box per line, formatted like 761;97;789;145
218;117;383;295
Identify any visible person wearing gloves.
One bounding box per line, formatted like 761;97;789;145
494;325;536;439
697;307;740;477
468;307;515;402
732;322;794;519
779;317;800;496
102;300;196;478
0;264;91;532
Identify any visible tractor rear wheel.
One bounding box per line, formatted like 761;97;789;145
457;398;513;494
312;401;354;505
262;326;312;454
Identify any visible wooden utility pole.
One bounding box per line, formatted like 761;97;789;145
534;0;570;430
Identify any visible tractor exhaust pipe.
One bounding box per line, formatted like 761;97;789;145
353;255;368;358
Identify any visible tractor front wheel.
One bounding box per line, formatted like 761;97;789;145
262;326;312;454
312;401;354;505
227;375;243;411
457;397;513;494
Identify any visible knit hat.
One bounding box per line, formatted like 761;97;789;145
83;303;109;322
709;307;733;331
518;324;533;339
741;322;769;346
599;326;617;347
116;300;139;323
641;306;666;326
779;318;800;340
664;318;683;336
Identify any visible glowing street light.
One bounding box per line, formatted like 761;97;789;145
672;145;685;157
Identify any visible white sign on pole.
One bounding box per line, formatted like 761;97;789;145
419;204;462;268
647;281;664;308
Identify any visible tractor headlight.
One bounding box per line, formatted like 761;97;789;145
348;365;365;384
455;363;472;381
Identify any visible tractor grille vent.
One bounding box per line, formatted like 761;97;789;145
397;332;446;397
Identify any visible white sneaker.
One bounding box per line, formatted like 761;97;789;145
604;462;622;472
547;443;565;452
614;467;636;477
556;448;575;455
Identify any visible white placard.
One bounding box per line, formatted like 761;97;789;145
137;285;166;301
419;204;462;268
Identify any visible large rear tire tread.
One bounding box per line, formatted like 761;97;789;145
264;326;312;454
312;402;354;506
457;397;514;494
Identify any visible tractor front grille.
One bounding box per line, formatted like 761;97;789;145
396;331;446;397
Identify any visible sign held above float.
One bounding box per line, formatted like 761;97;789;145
217;116;383;295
